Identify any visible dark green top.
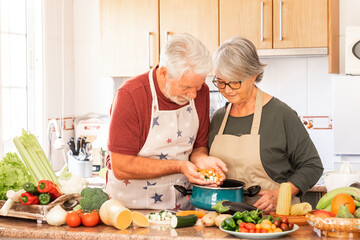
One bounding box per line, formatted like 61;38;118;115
209;97;323;197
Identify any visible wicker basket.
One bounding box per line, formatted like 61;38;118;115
306;210;360;233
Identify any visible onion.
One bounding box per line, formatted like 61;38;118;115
46;205;67;226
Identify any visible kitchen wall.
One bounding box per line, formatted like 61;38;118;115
45;0;360;171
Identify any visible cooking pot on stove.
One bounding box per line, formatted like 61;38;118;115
175;179;261;210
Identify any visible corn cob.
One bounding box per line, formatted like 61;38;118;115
276;183;292;215
290;202;312;215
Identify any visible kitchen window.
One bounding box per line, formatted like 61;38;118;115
0;0;43;156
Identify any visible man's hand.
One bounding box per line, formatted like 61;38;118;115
179;161;213;186
194;156;228;186
253;189;279;213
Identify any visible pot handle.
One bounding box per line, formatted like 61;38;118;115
174;185;192;197
243;185;261;197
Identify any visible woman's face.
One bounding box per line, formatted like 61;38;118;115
215;74;257;105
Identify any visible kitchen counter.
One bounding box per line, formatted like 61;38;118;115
0;211;331;240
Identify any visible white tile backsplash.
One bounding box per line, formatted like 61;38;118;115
258;57;308;115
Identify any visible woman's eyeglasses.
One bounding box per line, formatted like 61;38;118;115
212;76;245;90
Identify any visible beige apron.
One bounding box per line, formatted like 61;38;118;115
210;88;299;205
106;68;199;210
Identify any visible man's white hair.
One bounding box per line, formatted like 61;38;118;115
159;33;212;79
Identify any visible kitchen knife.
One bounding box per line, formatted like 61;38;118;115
67;137;77;155
76;137;81;155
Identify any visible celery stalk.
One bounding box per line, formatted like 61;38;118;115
13;137;40;184
13;129;60;186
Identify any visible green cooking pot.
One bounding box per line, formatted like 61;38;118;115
174;179;261;210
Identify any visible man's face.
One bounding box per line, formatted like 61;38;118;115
164;71;206;105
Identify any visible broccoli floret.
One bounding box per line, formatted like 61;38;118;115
79;187;109;212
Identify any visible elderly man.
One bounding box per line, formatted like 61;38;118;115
106;33;227;210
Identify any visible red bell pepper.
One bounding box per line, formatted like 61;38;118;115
19;192;39;205
37;180;62;200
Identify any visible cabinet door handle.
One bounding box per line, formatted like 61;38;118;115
260;1;264;41
279;1;283;41
147;32;153;69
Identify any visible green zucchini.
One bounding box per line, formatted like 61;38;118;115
170;214;198;228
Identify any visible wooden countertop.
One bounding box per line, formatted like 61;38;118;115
0;211;328;240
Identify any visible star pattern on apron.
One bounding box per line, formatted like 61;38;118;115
157;152;168;159
152;116;160;128
151;193;163;203
188;136;195;144
186;106;192;113
143;181;157;190
123;179;130;186
177;130;182;137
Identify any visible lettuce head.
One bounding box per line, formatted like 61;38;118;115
0;152;31;200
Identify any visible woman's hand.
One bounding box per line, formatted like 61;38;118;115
253;189;280;214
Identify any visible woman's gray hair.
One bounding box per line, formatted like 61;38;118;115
159;33;213;79
213;36;266;83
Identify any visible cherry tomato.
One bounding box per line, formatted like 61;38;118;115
75;209;84;218
245;223;256;231
238;222;246;228
238;227;249;233
280;216;289;224
82;212;99;227
65;211;82;227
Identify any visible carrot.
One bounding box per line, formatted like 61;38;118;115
176;210;206;219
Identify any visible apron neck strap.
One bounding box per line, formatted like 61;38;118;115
148;68;159;109
217;87;263;135
250;88;263;135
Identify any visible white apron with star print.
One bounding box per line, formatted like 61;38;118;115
106;68;199;210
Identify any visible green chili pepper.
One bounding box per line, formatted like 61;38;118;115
236;219;243;225
266;215;273;222
223;225;235;231
23;182;39;194
224;217;236;229
38;193;51;205
250;209;260;221
232;211;244;221
211;200;230;213
243;215;256;223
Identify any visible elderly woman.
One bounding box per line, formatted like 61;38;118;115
209;36;323;213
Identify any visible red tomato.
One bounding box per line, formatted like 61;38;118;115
75;209;84;218
238;222;247;228
255;229;261;233
245;223;256;230
260;229;268;233
248;229;256;233
238;227;249;233
65;212;82;227
82;212;99;227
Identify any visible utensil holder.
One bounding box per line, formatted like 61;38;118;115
67;151;93;178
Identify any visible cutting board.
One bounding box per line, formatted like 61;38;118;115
0;193;81;221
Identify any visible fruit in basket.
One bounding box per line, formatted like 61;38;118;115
316;187;360;210
331;193;355;216
336;204;355;218
313;209;334;217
